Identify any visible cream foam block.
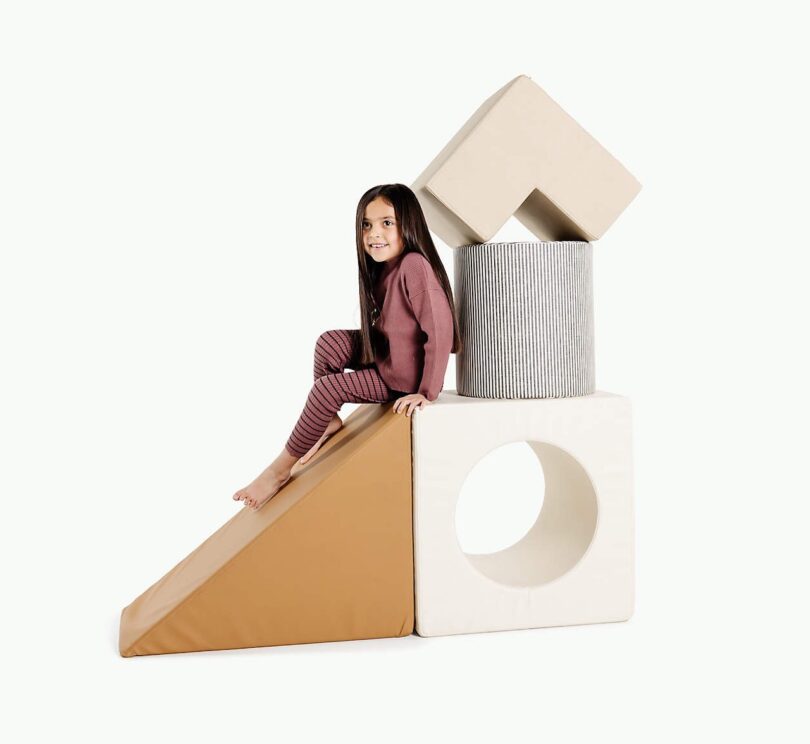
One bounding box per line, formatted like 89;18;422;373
411;74;641;246
412;390;634;636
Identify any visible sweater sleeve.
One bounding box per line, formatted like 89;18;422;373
407;288;454;402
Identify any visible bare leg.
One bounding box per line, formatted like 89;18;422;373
233;448;299;511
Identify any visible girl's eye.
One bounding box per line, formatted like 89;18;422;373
384;220;393;226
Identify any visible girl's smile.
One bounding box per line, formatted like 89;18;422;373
362;197;404;264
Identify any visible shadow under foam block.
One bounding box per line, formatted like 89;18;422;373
119;404;414;657
411;390;634;637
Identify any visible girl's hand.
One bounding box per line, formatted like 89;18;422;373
393;393;431;417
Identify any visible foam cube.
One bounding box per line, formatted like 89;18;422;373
412;390;634;636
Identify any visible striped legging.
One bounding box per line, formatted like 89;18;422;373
284;329;405;459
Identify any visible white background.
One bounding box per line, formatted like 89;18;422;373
2;0;808;741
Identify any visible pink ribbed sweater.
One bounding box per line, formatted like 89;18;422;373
371;251;454;402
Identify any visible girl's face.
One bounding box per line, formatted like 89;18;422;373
362;197;405;264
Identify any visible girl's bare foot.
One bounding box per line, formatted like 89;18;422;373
233;457;295;511
298;414;343;465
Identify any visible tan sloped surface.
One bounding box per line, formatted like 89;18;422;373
119;403;413;657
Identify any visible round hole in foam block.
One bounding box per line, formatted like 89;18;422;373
455;441;548;557
457;441;597;588
412;390;634;637
454;241;594;399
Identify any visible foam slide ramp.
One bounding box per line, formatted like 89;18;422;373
119;403;414;657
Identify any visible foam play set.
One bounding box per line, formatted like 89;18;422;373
120;73;640;656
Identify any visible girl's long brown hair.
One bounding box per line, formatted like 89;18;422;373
355;183;463;367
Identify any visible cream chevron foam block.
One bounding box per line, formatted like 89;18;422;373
412;390;634;637
455;241;594;399
411;74;641;246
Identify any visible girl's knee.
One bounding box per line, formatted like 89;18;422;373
315;331;329;354
315;329;345;354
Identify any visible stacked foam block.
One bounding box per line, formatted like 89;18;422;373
119;74;640;656
453;240;594;398
410;74;640;636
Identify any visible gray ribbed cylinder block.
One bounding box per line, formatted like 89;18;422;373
454;241;595;399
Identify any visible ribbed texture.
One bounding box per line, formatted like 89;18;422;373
454;241;594;399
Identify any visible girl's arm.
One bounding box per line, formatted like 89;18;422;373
408;287;454;402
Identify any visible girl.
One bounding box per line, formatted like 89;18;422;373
233;183;463;511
